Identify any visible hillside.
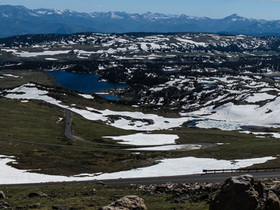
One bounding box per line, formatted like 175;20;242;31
0;32;280;186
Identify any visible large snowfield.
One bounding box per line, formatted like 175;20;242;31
0;155;275;184
193;99;280;127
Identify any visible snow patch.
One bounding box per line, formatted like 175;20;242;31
2;49;71;57
128;144;202;151
245;93;275;103
78;93;94;99
196;119;242;131
104;133;179;146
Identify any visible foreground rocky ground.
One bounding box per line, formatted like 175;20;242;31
1;174;280;209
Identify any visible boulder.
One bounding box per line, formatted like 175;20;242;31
0;191;6;199
101;195;147;210
29;203;41;209
210;174;280;210
28;191;48;198
52;204;69;210
265;190;280;210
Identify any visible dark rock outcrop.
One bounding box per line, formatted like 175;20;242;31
210;174;280;210
101;195;147;210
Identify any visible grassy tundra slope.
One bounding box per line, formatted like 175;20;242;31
0;69;278;178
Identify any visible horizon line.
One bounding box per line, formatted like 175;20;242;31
0;4;277;21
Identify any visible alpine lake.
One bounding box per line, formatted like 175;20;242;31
48;71;128;101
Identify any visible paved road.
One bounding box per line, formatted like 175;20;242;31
1;171;280;187
87;171;280;185
65;109;87;142
64;109;72;139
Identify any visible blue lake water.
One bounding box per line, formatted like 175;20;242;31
48;71;128;100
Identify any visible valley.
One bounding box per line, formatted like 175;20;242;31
1;32;280;186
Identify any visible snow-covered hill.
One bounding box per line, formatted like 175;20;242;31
1;32;280;60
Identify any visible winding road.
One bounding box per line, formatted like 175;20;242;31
63;109;216;151
65;109;87;142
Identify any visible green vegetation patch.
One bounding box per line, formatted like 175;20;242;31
0;140;162;175
0;51;18;61
0;98;66;143
0;70;55;89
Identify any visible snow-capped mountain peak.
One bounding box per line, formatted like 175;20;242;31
0;5;280;38
223;14;247;21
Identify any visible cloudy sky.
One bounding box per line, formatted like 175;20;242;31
0;0;280;20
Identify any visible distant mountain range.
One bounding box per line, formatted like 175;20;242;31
1;5;280;38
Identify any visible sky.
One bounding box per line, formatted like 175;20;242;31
0;0;280;20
